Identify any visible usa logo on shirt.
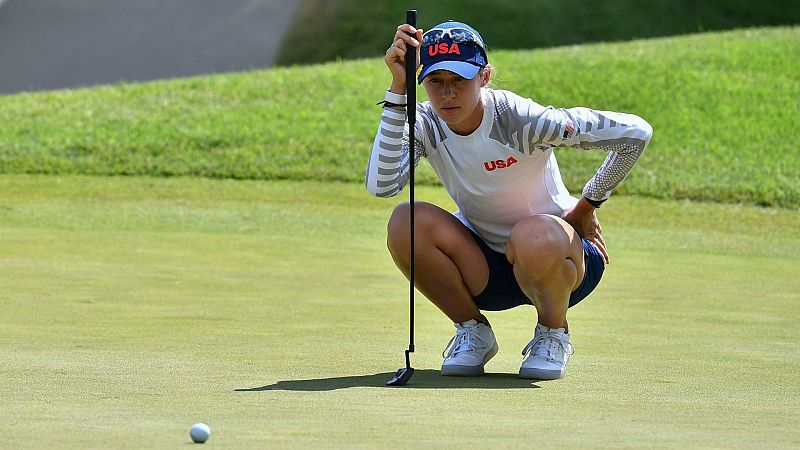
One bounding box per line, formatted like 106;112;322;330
484;156;518;172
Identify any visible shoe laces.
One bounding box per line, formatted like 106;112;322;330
442;325;488;359
522;331;574;362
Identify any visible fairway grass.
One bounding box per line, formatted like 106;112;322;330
1;175;798;449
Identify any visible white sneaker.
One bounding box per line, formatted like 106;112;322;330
440;319;498;376
519;323;574;380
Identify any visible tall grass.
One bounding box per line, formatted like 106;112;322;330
0;27;798;207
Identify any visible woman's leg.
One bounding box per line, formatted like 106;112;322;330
508;214;585;379
505;214;585;329
388;202;498;376
386;202;489;324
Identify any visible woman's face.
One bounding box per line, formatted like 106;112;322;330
422;69;488;135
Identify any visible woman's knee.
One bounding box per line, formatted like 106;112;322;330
507;215;572;265
386;201;441;255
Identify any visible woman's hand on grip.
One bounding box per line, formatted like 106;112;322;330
385;24;423;94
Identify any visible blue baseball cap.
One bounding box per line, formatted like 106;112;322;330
418;21;487;84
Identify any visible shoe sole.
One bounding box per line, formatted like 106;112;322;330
518;367;566;380
440;342;499;377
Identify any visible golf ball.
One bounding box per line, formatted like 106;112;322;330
190;423;211;443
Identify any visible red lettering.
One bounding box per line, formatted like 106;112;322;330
483;156;519;172
428;42;461;56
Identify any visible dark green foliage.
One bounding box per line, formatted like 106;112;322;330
276;0;800;65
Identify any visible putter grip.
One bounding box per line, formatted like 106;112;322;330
405;10;416;125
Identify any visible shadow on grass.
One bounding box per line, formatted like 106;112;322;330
235;370;541;391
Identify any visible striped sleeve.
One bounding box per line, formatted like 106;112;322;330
365;104;426;198
530;104;653;202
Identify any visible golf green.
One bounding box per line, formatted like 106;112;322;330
1;175;797;448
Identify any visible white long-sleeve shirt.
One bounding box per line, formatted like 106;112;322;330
366;88;652;253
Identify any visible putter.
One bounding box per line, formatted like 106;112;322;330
387;9;417;387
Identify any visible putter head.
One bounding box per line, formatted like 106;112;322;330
386;367;414;386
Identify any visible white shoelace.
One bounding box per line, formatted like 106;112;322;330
521;333;574;363
442;326;489;359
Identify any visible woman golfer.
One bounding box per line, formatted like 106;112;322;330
366;20;652;379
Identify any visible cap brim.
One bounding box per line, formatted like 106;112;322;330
417;61;481;84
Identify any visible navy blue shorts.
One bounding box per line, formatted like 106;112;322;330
469;230;605;311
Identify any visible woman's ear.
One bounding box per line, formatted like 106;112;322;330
480;65;492;87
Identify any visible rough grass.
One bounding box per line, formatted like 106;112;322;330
0;175;798;448
1;27;798;207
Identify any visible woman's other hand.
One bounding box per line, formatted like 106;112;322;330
562;197;609;264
